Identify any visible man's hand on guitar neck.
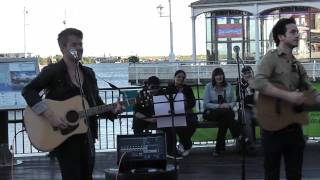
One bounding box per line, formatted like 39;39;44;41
42;109;68;130
112;98;125;114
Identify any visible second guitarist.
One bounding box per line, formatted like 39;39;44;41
21;28;123;180
252;17;320;180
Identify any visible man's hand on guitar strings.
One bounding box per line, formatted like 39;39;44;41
287;91;305;105
43;110;68;130
219;103;230;109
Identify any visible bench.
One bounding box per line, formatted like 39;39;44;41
118;113;258;143
118;114;220;130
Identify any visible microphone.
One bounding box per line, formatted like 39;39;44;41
233;45;242;64
233;46;240;54
69;48;79;61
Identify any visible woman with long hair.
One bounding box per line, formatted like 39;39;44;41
166;70;198;157
203;67;239;156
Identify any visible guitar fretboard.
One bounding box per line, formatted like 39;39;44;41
78;103;116;118
78;98;135;118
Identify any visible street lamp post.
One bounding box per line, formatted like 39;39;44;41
63;9;67;28
23;7;27;58
157;0;175;62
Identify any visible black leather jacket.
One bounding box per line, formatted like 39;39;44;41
22;59;115;139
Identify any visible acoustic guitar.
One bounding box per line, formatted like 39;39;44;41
255;83;317;131
23;95;134;152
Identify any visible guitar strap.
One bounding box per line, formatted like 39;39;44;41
294;61;308;91
293;62;306;112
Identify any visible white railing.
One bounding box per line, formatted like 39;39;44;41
129;60;320;84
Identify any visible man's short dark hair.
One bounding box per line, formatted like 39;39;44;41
147;76;160;85
241;66;253;74
57;28;83;50
272;17;296;47
174;70;186;77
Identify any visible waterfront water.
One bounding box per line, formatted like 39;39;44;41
0;63;130;108
5;63;132;154
87;63;130;88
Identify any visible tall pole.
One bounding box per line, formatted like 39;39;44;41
168;0;175;62
23;7;27;58
63;9;67;28
157;1;175;62
191;16;196;62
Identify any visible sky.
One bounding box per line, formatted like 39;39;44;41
0;0;206;57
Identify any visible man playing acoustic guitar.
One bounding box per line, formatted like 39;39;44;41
22;28;123;180
253;17;320;180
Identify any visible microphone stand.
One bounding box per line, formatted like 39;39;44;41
105;82;125;129
234;48;247;180
95;75;125;106
73;58;95;169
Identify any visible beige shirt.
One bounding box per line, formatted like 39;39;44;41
253;48;314;92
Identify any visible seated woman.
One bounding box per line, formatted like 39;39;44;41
203;67;239;156
165;70;198;157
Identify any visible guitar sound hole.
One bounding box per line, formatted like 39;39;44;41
66;111;79;123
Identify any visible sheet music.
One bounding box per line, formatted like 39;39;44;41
153;93;187;128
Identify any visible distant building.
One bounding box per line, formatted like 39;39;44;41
190;0;320;63
93;56;120;63
0;53;32;58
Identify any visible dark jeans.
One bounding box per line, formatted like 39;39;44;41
165;115;197;154
205;108;239;153
262;124;305;180
54;134;95;180
132;118;153;134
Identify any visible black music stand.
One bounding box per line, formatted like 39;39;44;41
153;91;187;171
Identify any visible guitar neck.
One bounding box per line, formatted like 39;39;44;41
78;98;135;118
78;103;116;118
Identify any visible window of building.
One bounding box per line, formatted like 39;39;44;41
205;7;320;62
205;10;255;64
260;7;320;62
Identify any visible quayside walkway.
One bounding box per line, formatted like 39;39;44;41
1;142;320;180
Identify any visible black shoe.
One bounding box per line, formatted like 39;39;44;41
246;146;257;156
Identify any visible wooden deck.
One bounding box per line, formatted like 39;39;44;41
1;142;320;180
